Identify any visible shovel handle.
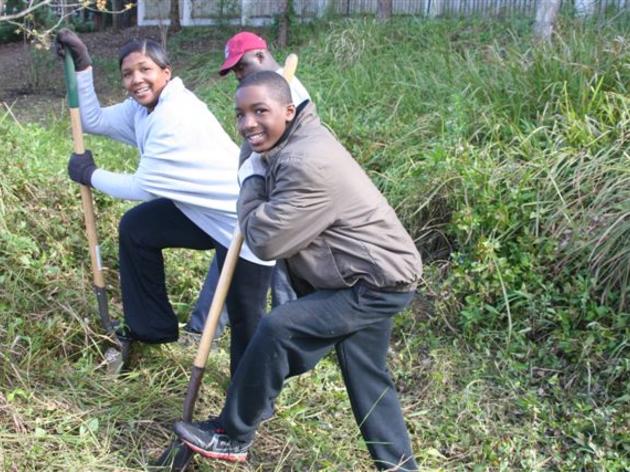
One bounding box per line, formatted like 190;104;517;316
182;230;244;421
193;230;244;367
63;53;112;332
283;53;298;82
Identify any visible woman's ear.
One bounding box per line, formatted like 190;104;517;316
285;103;296;122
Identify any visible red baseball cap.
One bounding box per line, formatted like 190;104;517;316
219;32;268;76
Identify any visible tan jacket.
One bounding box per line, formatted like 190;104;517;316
237;102;422;293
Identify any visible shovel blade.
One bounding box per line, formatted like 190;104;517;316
104;347;125;375
155;438;195;471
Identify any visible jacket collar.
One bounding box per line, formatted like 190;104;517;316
263;100;315;162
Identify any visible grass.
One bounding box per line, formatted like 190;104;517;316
1;12;630;471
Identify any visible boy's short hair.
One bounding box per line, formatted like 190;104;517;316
237;70;292;105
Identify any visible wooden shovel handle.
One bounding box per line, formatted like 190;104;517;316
63;53;112;333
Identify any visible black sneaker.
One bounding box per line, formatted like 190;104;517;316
173;419;250;463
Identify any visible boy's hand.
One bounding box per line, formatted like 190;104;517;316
55;28;92;71
238;153;267;186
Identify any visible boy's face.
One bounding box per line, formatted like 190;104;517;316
235;84;296;153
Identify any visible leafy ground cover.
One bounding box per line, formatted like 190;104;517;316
1;13;629;471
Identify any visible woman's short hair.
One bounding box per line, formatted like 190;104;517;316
118;38;171;70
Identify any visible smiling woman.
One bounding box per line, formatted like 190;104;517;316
118;40;172;111
53;29;274;378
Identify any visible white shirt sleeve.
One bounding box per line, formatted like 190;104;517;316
91;168;153;201
76;68;138;147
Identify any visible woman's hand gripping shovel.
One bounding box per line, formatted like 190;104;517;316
61;52;125;374
156;53;299;471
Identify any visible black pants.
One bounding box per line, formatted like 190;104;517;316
118;198;272;375
219;282;418;471
188;257;297;333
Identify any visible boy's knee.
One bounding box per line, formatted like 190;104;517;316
259;307;293;337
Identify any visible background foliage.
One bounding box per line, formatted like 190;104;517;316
1;11;629;471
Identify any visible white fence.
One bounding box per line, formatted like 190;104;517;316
137;0;630;26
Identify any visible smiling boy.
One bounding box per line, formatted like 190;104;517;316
174;71;422;471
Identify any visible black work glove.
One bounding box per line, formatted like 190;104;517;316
55;28;91;71
68;150;97;186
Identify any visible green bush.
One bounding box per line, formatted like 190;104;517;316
186;14;629;396
0;22;20;43
0;0;23;43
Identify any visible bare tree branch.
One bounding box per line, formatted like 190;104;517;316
1;1;134;46
0;0;56;22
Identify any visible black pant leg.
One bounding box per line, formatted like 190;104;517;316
219;252;273;376
336;313;418;471
118;198;215;343
219;284;417;470
220;289;352;442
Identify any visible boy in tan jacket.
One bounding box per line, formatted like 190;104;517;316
175;71;421;471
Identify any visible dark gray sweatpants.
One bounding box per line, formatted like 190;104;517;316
219;282;418;471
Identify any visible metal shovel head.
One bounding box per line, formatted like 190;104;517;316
104;336;131;375
104;347;125;375
154;438;195;471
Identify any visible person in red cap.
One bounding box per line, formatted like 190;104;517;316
220;31;310;104
188;31;311;336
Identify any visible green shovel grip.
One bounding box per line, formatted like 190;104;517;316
63;52;79;109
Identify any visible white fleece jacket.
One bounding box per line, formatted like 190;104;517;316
76;68;271;265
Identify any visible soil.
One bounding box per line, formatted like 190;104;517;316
0;27;222;123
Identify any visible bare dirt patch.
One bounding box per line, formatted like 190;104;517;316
0;26;222;123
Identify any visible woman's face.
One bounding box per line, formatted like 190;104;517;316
121;52;171;111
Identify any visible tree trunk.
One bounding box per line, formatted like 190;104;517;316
277;0;289;48
95;10;106;32
111;0;120;31
575;0;596;17
533;0;561;42
427;0;446;18
377;0;393;21
169;0;181;33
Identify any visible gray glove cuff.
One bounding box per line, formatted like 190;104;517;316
238;153;267;186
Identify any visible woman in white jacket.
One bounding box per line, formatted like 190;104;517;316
55;30;273;375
